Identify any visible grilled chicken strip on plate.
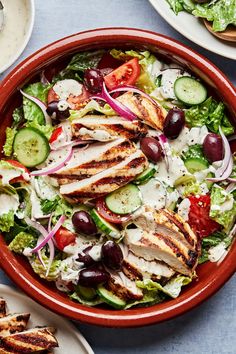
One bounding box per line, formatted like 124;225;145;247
0;313;30;339
0;299;6;318
71;115;147;141
60;149;148;203
107;271;143;301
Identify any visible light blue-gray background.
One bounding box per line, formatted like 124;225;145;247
0;1;235;353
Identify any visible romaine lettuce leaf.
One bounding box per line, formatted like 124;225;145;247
166;0;184;14
9;232;35;254
0;210;15;233
3;128;17;157
210;185;236;231
70;292;104;306
23;82;50;124
70;99;116;120
30;252;61;281
185;97;234;136
125;291;165;309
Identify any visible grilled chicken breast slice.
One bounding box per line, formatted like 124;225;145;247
0;327;58;353
0;299;6;318
60;149;148;203
122;251;175;282
71;115;147;141
0;314;30;339
107;271;143;301
50;138;136;185
117;92;166;130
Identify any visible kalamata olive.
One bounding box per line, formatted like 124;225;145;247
140;137;162;163
163;108;185;139
72;211;97;235
101;240;123;271
78;263;110;287
84;69;104;93
77;246;96;267
46;100;70;122
203;133;223;163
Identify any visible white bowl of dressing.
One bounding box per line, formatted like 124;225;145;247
0;0;35;73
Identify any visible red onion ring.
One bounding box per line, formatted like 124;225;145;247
20;90;52;126
158;134;171;170
50;139;93;151
227;178;236;183
31;147;73;176
31;215;66;253
40;71;50;86
226;183;236;193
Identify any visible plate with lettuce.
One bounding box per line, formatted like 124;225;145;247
149;0;236;60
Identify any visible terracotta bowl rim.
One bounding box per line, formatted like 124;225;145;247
0;27;235;328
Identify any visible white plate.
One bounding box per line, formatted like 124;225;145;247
149;0;236;60
0;284;94;354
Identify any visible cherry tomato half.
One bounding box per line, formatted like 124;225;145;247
4;160;29;183
188;195;220;238
54;227;76;251
96;198;131;224
49;127;63;144
104;58;140;90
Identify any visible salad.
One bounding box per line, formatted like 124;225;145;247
166;0;236;32
0;48;235;310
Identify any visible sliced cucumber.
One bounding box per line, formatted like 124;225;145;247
75;285;97;301
174;174;196;187
134;165;156;185
174;77;207;105
184;157;208;174
97;285;126;309
105;184;142;215
13;127;50;167
90;209;120;239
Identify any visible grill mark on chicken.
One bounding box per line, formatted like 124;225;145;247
127;156;146;169
122;260;142;281
107;277;143;301
0;314;30;339
162;210;195;247
108;123;146;139
79;156;124;169
94;175;133;187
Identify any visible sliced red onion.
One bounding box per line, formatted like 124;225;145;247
158;134;171;170
90;95;106;101
227;178;236;183
229;224;236;239
46;239;55;277
110;85;159;107
101;82;136;121
226;183;236;193
214;127;232;178
31;215;66;253
20;90;52;125
37;235;46;269
50;139;92;151
31;147;73;176
40;71;50;85
228;135;236;142
207;156;233;182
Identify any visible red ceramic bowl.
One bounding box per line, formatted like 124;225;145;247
0;28;235;328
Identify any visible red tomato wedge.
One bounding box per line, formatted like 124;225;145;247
54;227;76;251
96;198;131;224
4;160;29;183
104;58;140;90
49;127;63;144
188;195;220;238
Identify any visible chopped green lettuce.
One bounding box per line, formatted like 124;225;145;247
9;232;35;254
166;0;184;14
12;107;24;127
30;252;61;281
41;196;60;214
125;291;165;309
26;120;53;140
70;100;116;120
70;292;104;306
185;97;234;136
137;276;191;299
3;127;17;157
0;210;15;233
199;230;232;264
210;185;236;231
53;50;105;82
182;144;207;162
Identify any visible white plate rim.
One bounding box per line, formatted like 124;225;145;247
149;0;236;60
0;284;94;354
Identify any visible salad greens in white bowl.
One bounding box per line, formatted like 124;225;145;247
149;0;236;60
0;46;235;312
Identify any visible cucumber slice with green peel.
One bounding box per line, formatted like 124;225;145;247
174;174;196;187
134;165;156;185
105;184;142;215
75;285;97;301
174;77;207;105
90;209;120;239
184;157;209;174
97;285;127;309
13;127;50;167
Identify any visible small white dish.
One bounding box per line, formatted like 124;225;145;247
149;0;236;60
0;0;35;73
0;284;94;354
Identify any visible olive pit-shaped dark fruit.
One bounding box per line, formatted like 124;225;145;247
77;246;96;267
46;100;70;121
84;69;104;93
101;240;123;271
163;108;185;139
72;211;97;235
78;263;110;287
203;133;224;163
140;137;162;163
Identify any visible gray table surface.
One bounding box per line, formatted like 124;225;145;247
0;1;235;353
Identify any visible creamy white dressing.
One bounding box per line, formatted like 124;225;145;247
208;242;228;263
0;193;19;216
0;165;29;185
147;59;163;79
170;127;189;154
53;79;82;100
88;244;102;261
32;176;58;201
79;127;113;141
125;228;143;243
160;69;190;99
166;189;179;209
188;126;208;146
139;178;166;210
30;189;44;219
156;156;189;186
0;0;30;69
177;198;191;221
